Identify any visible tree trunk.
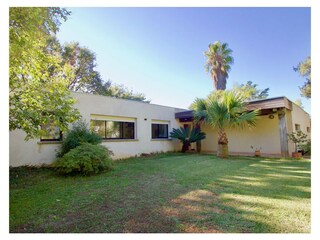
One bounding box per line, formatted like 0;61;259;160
181;142;190;153
213;71;227;90
217;129;228;158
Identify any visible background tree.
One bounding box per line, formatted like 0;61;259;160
9;7;80;140
294;56;311;98
53;40;150;102
204;41;234;90
192;90;259;158
105;83;150;102
60;42;108;94
294;99;304;109
233;81;269;100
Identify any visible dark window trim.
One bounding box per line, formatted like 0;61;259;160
152;123;169;139
91;119;135;140
40;131;63;142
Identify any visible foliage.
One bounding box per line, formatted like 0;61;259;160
300;140;311;156
287;130;308;152
294;99;304;109
47;40;150;102
9;7;80;140
204;41;234;90
60;41;108;94
105;83;150;102
54;143;113;175
294;56;311;98
57;120;102;157
234;81;269;100
192;90;260;157
169;127;206;152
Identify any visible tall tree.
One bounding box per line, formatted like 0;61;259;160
9;7;80;140
294;56;311;98
52;41;150;102
192;90;259;158
105;83;150;103
234;81;269;100
204;41;234;90
60;42;108;94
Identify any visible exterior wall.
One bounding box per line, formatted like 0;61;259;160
9;92;185;166
9;130;61;167
9;92;312;167
200;115;281;156
288;103;311;154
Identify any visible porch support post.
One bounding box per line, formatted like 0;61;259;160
278;109;289;157
195;123;202;153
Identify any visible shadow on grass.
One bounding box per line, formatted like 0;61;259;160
9;153;310;233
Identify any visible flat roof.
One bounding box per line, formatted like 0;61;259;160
175;96;294;120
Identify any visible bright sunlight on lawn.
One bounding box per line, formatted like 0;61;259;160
10;153;310;233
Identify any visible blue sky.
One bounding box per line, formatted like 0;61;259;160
56;7;311;113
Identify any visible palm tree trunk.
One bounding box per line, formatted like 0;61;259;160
217;129;228;158
182;142;190;153
214;72;226;90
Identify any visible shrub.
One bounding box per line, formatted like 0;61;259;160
300;140;311;156
54;143;113;175
57;120;102;157
169;127;206;153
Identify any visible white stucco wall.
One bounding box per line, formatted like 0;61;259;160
200;115;281;156
288;103;311;154
9;92;185;166
9;92;311;167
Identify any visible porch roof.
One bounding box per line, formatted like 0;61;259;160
175;96;293;121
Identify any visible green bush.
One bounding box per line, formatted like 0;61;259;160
54;143;113;175
300;140;311;156
57;120;102;157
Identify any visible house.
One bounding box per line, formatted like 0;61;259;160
9;92;311;167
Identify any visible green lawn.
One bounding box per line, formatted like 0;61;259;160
9;153;311;233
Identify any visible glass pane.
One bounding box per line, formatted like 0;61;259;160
41;123;61;140
123;122;134;139
152;124;168;138
90;120;106;138
158;124;168;138
152;124;158;138
106;121;120;138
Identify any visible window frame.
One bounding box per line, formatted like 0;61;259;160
151;123;169;139
40;125;63;142
90;119;135;140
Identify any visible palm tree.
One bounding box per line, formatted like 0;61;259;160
205;41;234;90
170;127;206;153
192;90;260;158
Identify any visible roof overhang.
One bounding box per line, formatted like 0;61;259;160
175;96;292;122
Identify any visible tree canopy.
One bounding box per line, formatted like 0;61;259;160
51;40;150;102
233;81;269;100
294;56;311;98
192;90;259;157
9;7;80;140
204;41;234;90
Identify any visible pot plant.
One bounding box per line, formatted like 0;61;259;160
287;130;308;158
251;146;262;157
169;127;206;153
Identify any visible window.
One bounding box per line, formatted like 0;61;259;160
90;120;134;139
152;124;168;139
307;127;310;133
295;124;301;131
40;123;62;141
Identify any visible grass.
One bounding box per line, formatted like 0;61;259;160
9;153;311;233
